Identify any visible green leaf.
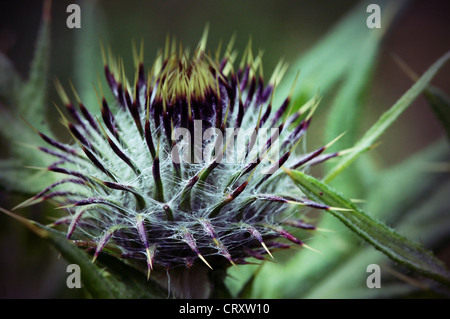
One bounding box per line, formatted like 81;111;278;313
286;168;450;287
322;0;402;153
322;34;380;197
0;158;55;194
393;55;450;141
324;51;450;183
424;86;450;140
396;179;450;247
0;53;23;105
324;35;378;153
18;1;51;134
258;139;449;298
0;110;57;195
366;139;450;223
301;248;387;298
0;207;167;298
275;0;404;108
0;1;56;195
302;178;450;299
72;0;108;110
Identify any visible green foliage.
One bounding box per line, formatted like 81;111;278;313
275;0;401;107
287;168;450;286
72;0;108;110
0;6;56;194
18;13;51;134
0;207;166;298
324;51;450;183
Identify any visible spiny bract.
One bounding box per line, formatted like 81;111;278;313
21;29;344;296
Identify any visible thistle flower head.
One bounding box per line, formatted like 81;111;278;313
22;29;343;297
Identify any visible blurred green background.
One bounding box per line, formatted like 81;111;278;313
0;0;449;298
